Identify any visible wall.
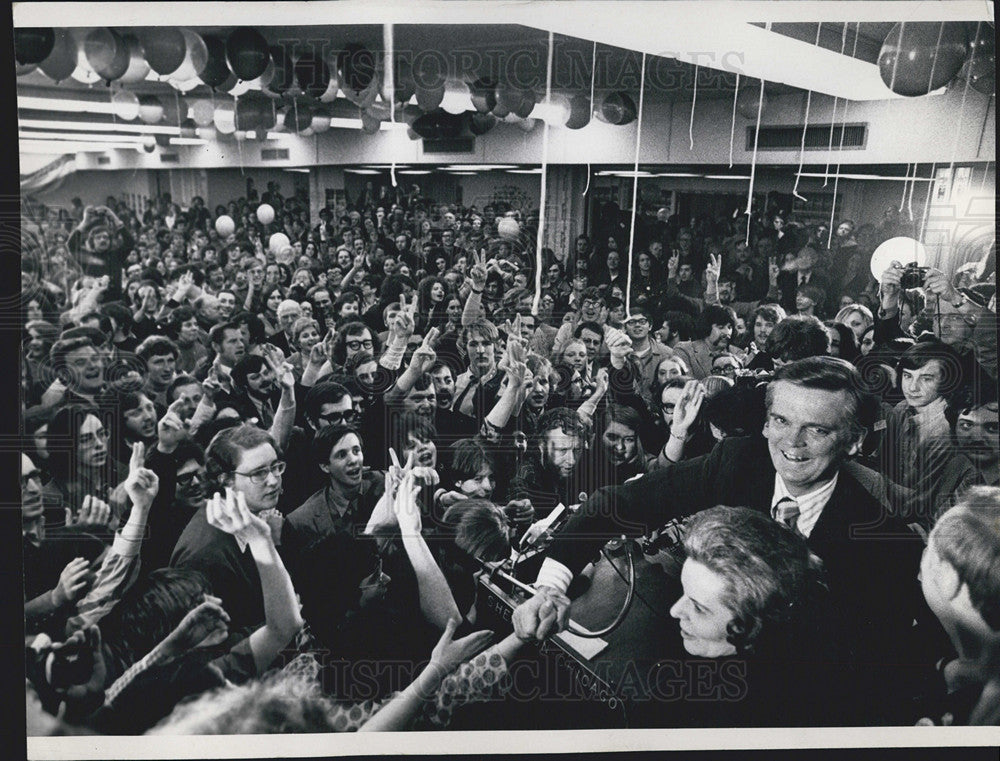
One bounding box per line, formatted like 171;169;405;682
30;168;156;213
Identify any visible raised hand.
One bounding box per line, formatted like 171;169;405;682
392;470;423;536
202;365;222;402
512;587;572;642
164;597;231;652
158;399;189;450
307;340;327;367
48;625;106;718
706;253;722;285
429;618;495;673
668;252;680;278
470;249;488;291
353;253;366;270
768;257;780;284
68;494;113;529
880;261;904;294
672;379;706;437
124;441;159;507
53;557;91;607
592;366;610;398
207;488;271;545
604;326;633;363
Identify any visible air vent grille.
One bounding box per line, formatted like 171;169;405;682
261;148;290;160
97;156;111;165
423;136;475;154
159;153;179;163
746;123;867;151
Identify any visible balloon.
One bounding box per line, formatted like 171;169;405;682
497;217;520;239
191;99;216;126
257;204;275;225
214;106;236;134
469;112;497;135
962;29;996;95
294;52;331;98
265;46;296;97
140;27;187;76
170;30;209;82
415;84;445;112
383;57;415;105
138;95;165;124
565;94;592;129
199;35;231;89
179;118;198;138
169;76;203;93
268;232;290;253
339;43;376;92
161;95;188;126
970;71;995;96
870;237;928;281
111;89;140;121
878;22;968;97
365;100;392;120
518;117;537;132
71;64;102;85
406;127;420;141
411;110;466;139
470;78;498;113
281;99;309;132
141;135;157;153
360;110;381;134
118;35;150;84
492;101;511;118
401;104;423;125
235;90;269;131
299;127;315;137
38;29;76;82
601;91;637;125
195;126;216;140
736;82;767;119
16;62;38;76
311;113;332;133
216;215;236;237
85;28;129;83
14;28;55;65
226;27;270;81
441;79;472;114
513;90;536;119
345;80;379;109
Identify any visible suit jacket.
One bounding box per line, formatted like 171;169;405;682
547;435;924;723
671;339;715;380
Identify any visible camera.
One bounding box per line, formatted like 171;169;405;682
899;263;929;289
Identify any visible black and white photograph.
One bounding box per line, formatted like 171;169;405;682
13;1;998;756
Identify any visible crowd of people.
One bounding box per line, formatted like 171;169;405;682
20;175;999;733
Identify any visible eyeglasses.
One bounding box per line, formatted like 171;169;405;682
235;460;286;484
176;469;205;486
626;317;649;325
346;339;374;351
317;409;358;426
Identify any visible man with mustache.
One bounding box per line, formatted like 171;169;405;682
671;305;736;380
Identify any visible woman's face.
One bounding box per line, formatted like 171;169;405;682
305;243;316;257
430;282;445;303
421;220;431;234
33;424;49;460
657;359;683;384
607;251;620;270
842;310;869;341
859;328;875;356
446;298;462;323
458;465;495;498
266;290;283;313
76;414;108;469
669;559;737;658
297;325;320;352
602;421;638;465
826;327;841;357
435;257;447;273
454;256;468;274
638;253;651;274
299;302;313;319
179;316;201;344
26;300;43;321
563;341;587;372
265;265;281;285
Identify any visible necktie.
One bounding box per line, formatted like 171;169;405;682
773;497;800;532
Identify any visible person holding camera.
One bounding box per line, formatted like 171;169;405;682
66;205;134;304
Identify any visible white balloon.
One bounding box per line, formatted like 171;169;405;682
138;99;165;125
213;106;236;134
441;79;472;114
269;232;291;254
257;204;276;225
497;217;520;239
215;215;236;236
111;89;140;121
71;63;101;84
191;99;215;127
310;114;331;133
171;29;209;82
517;117;537;132
169;76;203;93
870;237;928;282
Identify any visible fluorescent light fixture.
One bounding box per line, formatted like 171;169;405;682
19;118;180;135
704;175;751;180
364;164;411;169
283;168;310;173
506;168;543;174
20;131;145;143
169;137;208;146
796;172;934;182
397;170;433;175
19;140;135;153
447;171;477;176
345;168;383;175
443;165;518;171
18;95;119;115
653;172;703;178
597;170;653;177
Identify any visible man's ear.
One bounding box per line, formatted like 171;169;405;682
319;463;330;474
843;428;866;459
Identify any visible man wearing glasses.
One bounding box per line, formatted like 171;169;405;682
171;425;288;632
623;306;671;406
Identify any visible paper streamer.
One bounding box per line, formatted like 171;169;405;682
980;160;992;192
976;92;993;158
920;162;937;242
824;24;849;187
729;73;739;168
385;23;398;188
899;163;911;213
582;42;597;197
583;163;591;196
907;165;916;222
744;77;765;246
625;52;647;317
826;24;858;230
689;64;698;151
947;22;977;182
533;31;555;317
792;24;822;202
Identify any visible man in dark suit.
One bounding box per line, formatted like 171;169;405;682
513;357;924;724
776;245;830;316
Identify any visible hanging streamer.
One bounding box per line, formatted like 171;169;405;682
533;31;555;317
385;23;398;188
826;24;858;230
689;64;698;151
920;162;937;242
729;73;739;168
980;160;992;193
976;93;994;158
947;22;978;182
744;77;765;246
582;42;597;197
792;24;822;202
824;24;849;187
899;162;911;213
907;165;916;222
625;52;647;317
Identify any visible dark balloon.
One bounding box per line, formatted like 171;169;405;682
294;52;331;98
601;91;637;125
268;46;296;96
469;112;497;135
878;22;968;97
38;29;76;82
470;78;498;113
226;27;270;81
235;90;269;131
411;109;466;139
86;28;129;83
289;99;314;132
513;90;536;119
140;27;187;76
14;28;55;65
200;35;231;89
339;44;376;92
565;94;591;129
